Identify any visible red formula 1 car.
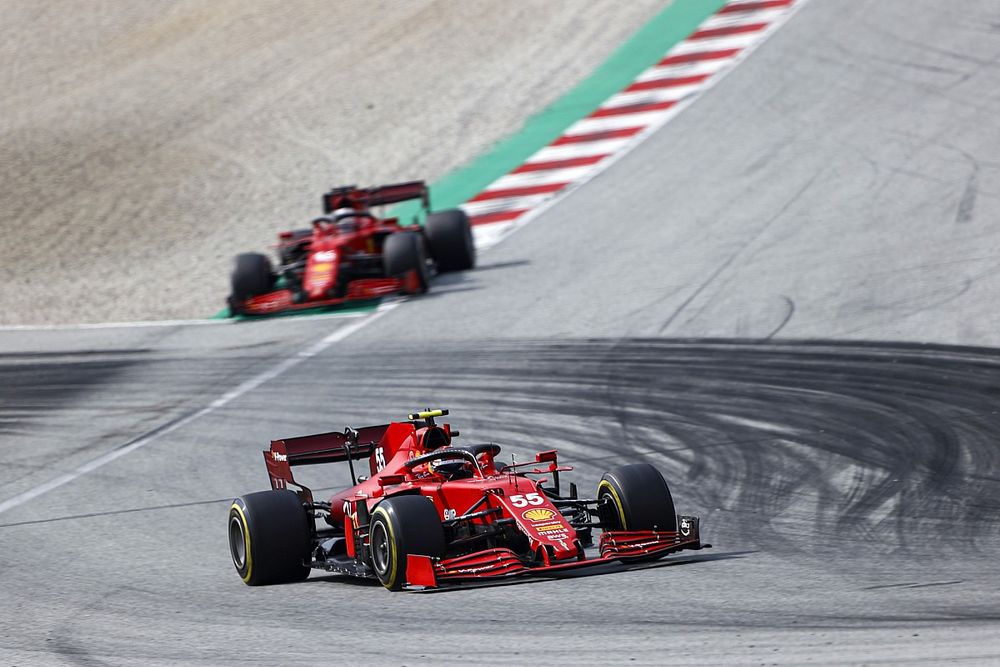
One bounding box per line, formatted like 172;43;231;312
227;181;474;316
227;410;708;590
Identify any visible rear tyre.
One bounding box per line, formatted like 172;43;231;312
228;490;311;586
425;209;475;272
369;495;445;590
598;463;676;533
230;252;275;310
383;232;429;294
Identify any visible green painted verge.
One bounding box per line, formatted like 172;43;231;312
211;0;724;319
391;0;727;222
212;298;381;321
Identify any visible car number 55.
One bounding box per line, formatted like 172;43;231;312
510;493;544;507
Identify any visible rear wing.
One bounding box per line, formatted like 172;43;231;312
322;181;429;214
264;424;390;499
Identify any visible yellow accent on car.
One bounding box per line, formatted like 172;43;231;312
598;480;628;529
523;508;556;522
408;409;446;420
230;502;253;583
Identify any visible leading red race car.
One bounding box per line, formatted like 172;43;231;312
227;181;474;316
227;410;708;590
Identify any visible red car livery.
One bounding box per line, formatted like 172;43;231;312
228;181;474;316
227;410;708;590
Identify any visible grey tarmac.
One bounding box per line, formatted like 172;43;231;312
2;0;1000;664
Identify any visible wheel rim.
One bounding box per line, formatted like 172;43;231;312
599;489;625;531
229;515;247;569
371;520;391;575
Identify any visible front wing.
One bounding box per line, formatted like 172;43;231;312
235;279;402;316
405;515;707;588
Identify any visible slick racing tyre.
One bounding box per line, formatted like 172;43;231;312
598;463;677;533
230;253;275;303
425;209;475;272
228;490;311;586
383;232;429;294
369;495;445;590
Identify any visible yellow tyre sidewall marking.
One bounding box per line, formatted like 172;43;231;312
372;506;399;588
598;479;628;530
230;502;253;583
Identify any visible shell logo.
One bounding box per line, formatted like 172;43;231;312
522;508;556;522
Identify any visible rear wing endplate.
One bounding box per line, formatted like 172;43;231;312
263;424;390;496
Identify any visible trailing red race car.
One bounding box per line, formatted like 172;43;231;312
227;410;708;590
227;181;474;316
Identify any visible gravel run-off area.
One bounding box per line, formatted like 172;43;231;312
0;0;666;325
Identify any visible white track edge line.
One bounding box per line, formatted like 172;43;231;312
0;300;401;515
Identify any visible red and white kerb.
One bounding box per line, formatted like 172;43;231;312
462;0;807;250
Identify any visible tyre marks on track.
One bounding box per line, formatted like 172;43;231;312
326;337;1000;562
0;304;399;515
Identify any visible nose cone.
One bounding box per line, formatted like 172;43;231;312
305;248;338;298
517;506;580;561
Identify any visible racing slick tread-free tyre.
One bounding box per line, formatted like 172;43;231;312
598;463;677;533
425;209;475;272
228;490;311;586
230;252;274;302
369;495;446;591
383;232;429;294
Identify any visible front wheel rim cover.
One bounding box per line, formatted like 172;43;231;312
229;515;247;569
371;521;391;575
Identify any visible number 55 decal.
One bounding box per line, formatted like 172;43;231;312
510;493;544;507
374;446;386;470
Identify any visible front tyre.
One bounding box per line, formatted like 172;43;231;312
229;252;275;314
383;232;429;294
598;463;676;533
425;209;475;272
369;495;445;590
228;490;311;586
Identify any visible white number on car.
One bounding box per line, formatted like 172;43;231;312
509;493;544;507
374;446;386;470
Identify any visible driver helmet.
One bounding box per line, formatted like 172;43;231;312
332;207;359;233
428;456;472;480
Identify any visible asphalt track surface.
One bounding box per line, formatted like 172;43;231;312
3;0;1000;664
